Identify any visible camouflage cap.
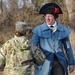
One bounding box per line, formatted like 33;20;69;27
15;22;28;32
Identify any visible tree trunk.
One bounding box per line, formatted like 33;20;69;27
65;0;75;30
0;0;3;13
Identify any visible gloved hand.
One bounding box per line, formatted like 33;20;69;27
31;45;45;66
69;65;74;73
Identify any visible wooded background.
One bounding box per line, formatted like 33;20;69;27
0;0;75;75
0;0;75;56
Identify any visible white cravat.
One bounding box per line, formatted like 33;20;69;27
47;21;57;33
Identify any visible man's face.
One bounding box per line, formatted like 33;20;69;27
45;14;55;25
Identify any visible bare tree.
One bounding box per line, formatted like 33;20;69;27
65;0;75;30
0;0;3;13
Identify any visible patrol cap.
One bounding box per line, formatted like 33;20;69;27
15;22;28;32
39;3;63;15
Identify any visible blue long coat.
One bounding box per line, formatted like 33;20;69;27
31;22;75;75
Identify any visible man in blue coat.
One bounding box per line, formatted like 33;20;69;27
31;3;75;75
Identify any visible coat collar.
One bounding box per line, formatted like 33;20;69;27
41;22;64;32
57;22;64;31
41;22;50;31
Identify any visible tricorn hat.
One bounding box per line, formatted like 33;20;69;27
39;3;63;15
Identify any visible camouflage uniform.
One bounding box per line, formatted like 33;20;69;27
0;36;33;75
0;22;45;75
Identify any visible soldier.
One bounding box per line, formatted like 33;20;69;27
0;22;45;75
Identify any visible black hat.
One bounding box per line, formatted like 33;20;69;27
39;3;63;15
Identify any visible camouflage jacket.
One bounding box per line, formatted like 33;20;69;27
0;36;45;75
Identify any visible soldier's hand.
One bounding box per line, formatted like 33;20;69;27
30;45;45;66
31;45;37;51
69;65;74;73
